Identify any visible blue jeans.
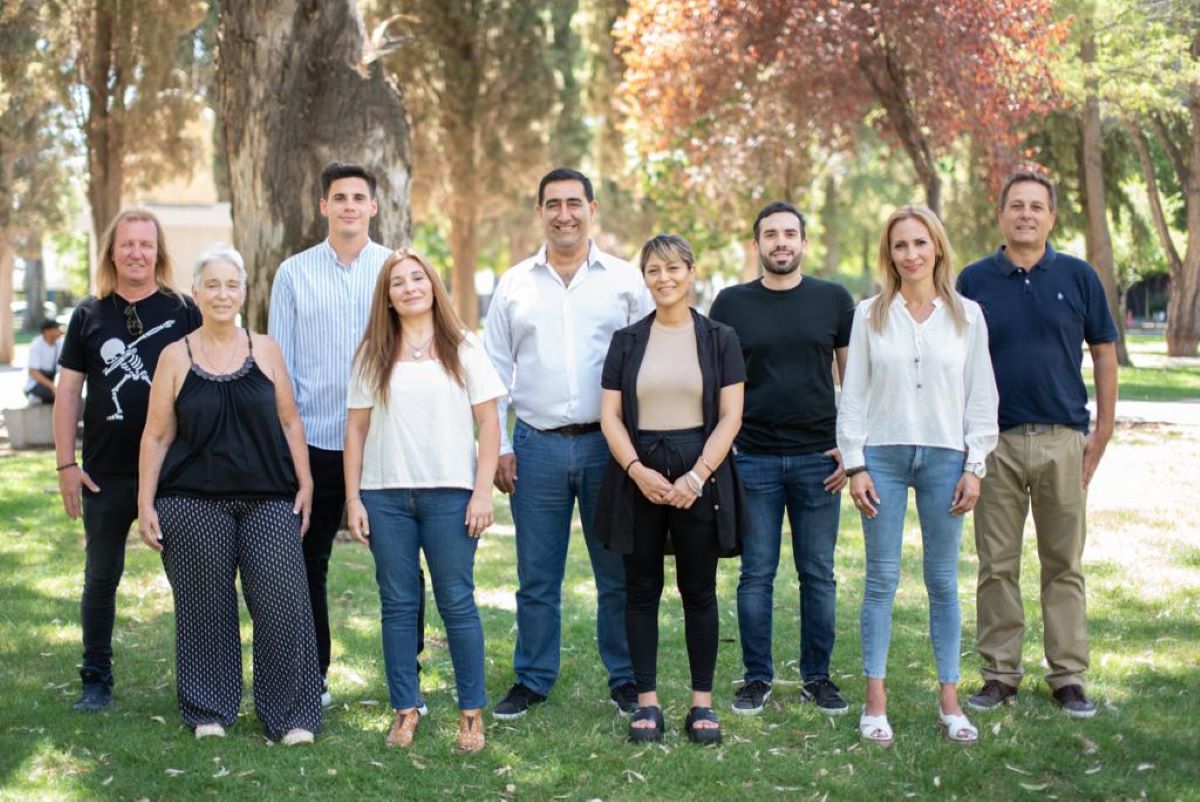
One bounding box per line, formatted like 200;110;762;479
735;451;841;683
510;420;633;695
859;445;965;683
362;488;486;710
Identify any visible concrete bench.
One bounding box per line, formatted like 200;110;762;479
3;404;54;449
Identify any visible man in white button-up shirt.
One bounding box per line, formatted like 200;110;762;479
484;168;649;719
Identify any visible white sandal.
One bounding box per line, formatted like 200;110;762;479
938;708;978;743
859;707;893;746
194;723;225;739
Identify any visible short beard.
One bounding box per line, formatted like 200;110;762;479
760;251;801;276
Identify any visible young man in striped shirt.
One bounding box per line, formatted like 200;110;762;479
269;162;425;710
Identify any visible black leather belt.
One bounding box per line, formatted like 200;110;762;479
541;422;602;436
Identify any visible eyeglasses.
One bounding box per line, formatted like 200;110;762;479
124;304;144;337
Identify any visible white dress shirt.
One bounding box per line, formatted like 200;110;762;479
269;238;391;451
837;294;999;470
483;241;651;453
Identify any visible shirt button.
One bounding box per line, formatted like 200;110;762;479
917;384;923;389
713;504;720;510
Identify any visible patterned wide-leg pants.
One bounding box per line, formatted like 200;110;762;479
158;496;323;740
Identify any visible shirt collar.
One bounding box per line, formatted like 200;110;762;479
889;294;944;310
321;237;376;268
993;243;1058;275
533;240;603;273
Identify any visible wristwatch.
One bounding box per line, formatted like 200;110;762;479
965;462;987;479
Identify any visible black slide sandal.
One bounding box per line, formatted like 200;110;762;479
685;706;722;745
628;705;664;742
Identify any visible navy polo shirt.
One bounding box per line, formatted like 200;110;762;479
957;244;1116;432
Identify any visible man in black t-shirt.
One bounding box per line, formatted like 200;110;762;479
54;209;200;712
709;201;856;718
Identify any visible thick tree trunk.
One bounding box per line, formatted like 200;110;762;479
1169;75;1200;356
820;174;839;277
217;0;412;331
1078;31;1130;366
447;189;480;329
0;232;13;365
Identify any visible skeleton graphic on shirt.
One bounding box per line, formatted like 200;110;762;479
100;320;176;421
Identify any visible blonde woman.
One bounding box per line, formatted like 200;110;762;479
344;249;504;753
837;206;998;746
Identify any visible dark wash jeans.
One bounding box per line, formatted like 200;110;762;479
80;473;139;683
735;451;841;684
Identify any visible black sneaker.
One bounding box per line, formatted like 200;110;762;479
609;682;638;717
801;678;849;716
73;669;112;713
967;680;1018;711
731;680;772;715
492;683;547;720
1052;684;1097;719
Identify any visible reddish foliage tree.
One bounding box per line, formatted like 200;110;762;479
618;0;1066;216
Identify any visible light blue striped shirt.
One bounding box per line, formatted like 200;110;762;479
268;238;392;450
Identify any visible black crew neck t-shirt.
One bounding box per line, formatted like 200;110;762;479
709;276;855;454
59;290;201;477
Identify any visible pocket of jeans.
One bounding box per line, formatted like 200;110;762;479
512;423;531;448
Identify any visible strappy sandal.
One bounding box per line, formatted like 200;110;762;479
627;705;664;743
859;707;894;747
456;711;486;753
684;706;722;745
386;707;420;748
938;708;979;743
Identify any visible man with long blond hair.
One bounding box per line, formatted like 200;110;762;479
54;208;201;712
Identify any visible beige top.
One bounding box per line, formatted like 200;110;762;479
636;319;704;430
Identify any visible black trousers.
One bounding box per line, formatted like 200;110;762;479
305;447;425;678
624;429;721;694
79;474;138;684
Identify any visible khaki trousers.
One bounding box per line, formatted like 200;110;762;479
974;425;1088;690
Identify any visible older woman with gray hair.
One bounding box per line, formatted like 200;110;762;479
138;244;321;745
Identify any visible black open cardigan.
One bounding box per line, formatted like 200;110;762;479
593;308;751;557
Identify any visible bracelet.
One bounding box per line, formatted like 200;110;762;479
686;470;704;495
623;457;641;474
699;455;716;474
56;462;78;471
346;496;361;503
845;466;868;477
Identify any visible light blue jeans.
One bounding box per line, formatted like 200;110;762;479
859;445;965;684
362;488;486;710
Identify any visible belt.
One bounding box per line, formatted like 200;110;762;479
1005;423;1058;435
540;421;602;436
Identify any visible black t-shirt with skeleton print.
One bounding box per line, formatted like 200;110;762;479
59;290;201;477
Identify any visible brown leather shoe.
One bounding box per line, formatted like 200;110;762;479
456;710;485;753
386;708;420;748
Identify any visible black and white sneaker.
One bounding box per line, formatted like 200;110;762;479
492;683;547;719
609;682;639;717
801;678;849;716
731;680;772;715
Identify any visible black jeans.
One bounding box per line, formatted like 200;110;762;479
624;429;721;694
80;474;139;683
305;447;424;678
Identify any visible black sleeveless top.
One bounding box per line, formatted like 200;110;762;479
157;330;298;500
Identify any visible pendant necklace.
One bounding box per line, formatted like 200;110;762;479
403;332;435;360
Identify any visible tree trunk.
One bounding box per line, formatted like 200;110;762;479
1078;30;1130;366
83;2;125;245
820;174;839;277
740;240;758;282
217;0;412;331
23;249;45;333
1169;73;1200;356
0;232;13;365
447;186;480;329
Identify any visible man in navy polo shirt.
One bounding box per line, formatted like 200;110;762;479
957;170;1117;719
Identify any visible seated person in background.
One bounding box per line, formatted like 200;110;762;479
26;318;63;405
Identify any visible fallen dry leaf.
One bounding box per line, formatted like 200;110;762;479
1085;765;1102;775
934;776;941;788
1019;782;1050;791
164;769;185;777
1137;764;1155;771
150;716;166;724
1005;763;1031;775
992;722;1002;736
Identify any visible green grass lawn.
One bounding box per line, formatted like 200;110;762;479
1;447;1197;800
1080;332;1200;402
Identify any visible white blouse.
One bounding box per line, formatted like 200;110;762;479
348;332;506;490
836;294;999;470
